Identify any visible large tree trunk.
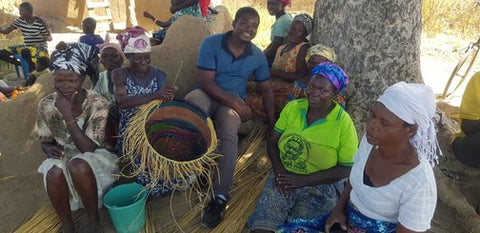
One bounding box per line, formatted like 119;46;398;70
312;0;423;134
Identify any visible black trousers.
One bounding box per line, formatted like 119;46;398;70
452;131;480;168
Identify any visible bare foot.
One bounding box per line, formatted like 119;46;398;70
84;222;102;233
62;224;75;233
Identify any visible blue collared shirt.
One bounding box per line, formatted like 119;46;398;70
197;31;270;99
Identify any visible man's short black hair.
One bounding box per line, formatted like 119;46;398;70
234;7;260;22
19;2;33;13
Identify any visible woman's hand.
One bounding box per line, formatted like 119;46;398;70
157;85;177;102
41;141;65;159
54;90;76;120
273;178;292;197
324;208;347;233
276;173;307;189
272;167;292;196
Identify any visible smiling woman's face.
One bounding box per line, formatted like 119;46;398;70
127;52;151;74
54;70;84;98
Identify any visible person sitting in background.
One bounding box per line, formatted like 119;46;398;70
264;0;292;67
452;72;480;168
248;62;358;233
93;43;126;103
143;0;204;46
36;42;118;233
0;2;51;72
322;82;439;233
25;56;50;86
288;44;337;101
113;26;177;194
93;42;126;149
79;17;104;54
248;13;312;120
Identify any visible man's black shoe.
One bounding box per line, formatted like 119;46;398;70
201;196;227;228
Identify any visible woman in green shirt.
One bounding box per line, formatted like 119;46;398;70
248;62;358;233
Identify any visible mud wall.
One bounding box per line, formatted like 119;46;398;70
26;0;171;31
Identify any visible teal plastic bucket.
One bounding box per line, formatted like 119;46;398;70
103;183;148;233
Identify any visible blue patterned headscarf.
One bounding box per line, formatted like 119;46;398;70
310;62;349;92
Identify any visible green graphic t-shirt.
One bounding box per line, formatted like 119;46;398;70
275;99;358;175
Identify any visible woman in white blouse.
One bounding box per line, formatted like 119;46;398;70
325;82;440;233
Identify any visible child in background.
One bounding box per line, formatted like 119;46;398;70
25;56;50;86
79;17;104;53
78;17;102;87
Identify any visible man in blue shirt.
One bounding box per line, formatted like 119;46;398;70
185;6;275;228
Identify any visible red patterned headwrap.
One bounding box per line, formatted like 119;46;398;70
281;0;291;6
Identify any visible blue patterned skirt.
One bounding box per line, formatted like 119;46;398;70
275;202;396;233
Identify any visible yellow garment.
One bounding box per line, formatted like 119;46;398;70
305;44;336;63
272;42;308;72
459;72;480;120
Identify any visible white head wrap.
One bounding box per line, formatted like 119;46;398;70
377;81;441;166
116;26;151;54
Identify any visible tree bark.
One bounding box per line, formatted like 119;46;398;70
312;0;423;135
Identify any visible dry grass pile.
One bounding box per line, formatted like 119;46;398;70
14;207;62;233
423;0;480;38
163;128;270;233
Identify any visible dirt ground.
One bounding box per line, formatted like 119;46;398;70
0;5;479;233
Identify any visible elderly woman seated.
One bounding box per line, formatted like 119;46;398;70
36;42;118;233
247;62;358;233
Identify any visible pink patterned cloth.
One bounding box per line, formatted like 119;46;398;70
116;26;151;53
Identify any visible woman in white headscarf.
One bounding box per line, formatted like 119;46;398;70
323;82;440;233
112;26;178;196
36;42;118;233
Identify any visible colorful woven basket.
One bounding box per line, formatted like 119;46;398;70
122;99;218;192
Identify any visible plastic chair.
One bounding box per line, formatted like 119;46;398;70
13;54;30;80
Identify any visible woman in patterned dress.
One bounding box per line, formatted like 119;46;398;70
36;42;118;233
113;27;178;196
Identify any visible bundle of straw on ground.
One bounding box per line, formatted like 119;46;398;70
164;127;271;233
14;207;61;233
